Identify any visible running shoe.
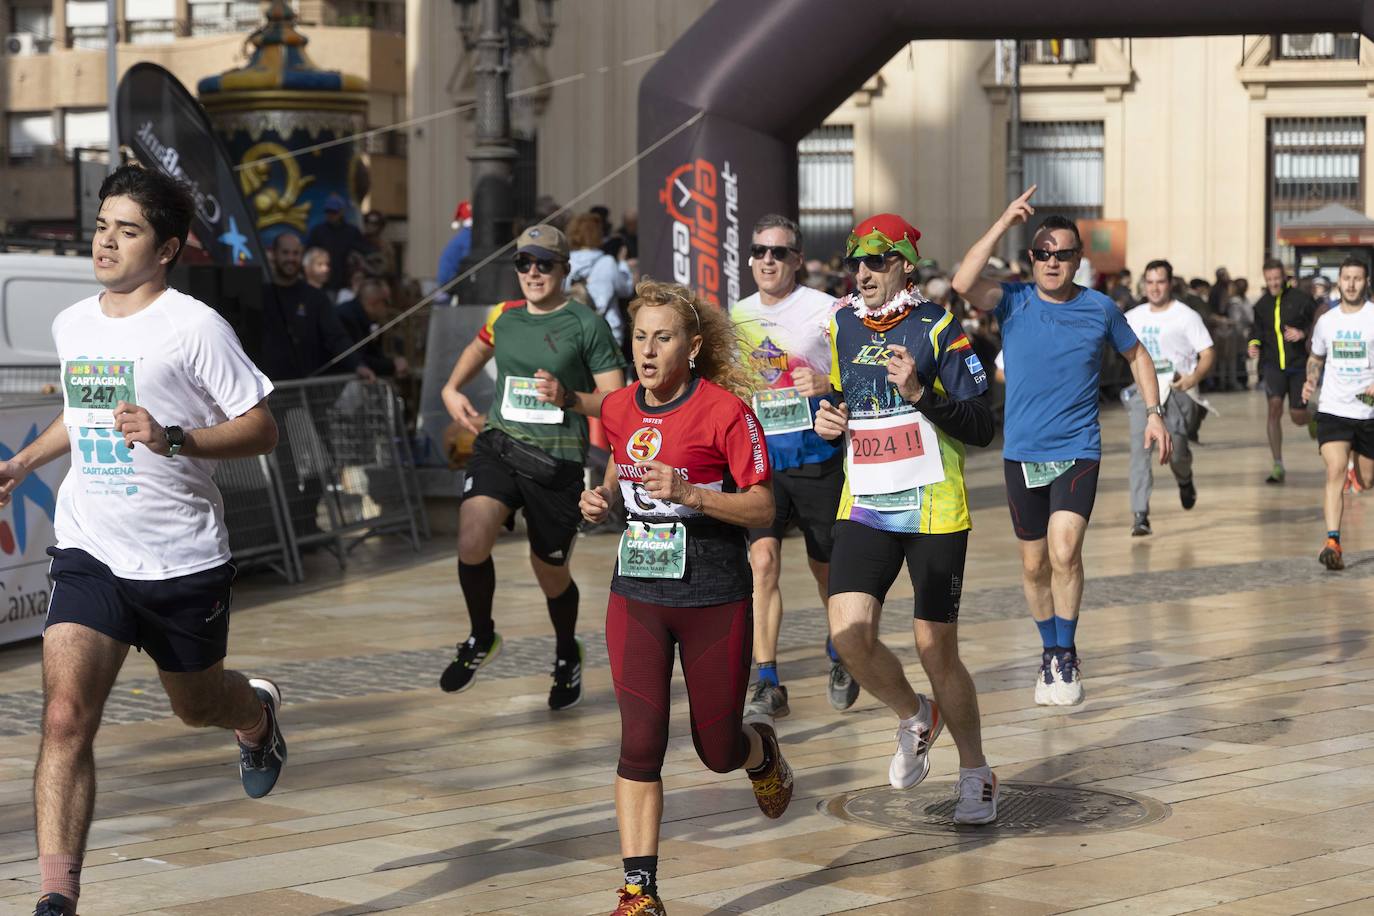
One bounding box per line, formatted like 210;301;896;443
239;678;287;799
953;767;1000;825
827;661;860;711
1265;463;1285;484
32;893;76;916
439;632;502;693
1319;538;1345;571
889;694;943;789
1346;467;1364;494
548;637;584;711
1034;649;1057;706
1131;512;1151;537
1179;478;1197;510
744;681;790;719
745;719;794;818
1052;650;1084;706
610;884;667;915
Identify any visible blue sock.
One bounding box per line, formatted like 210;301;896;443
1328;530;1341;543
1035;617;1057;649
826;637;840;662
757;661;779;686
1054;616;1078;655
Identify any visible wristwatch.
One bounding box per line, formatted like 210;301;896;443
561;387;577;409
1145;405;1165;419
165;425;185;457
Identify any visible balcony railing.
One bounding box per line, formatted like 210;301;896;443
1021;39;1094;65
1274;33;1361;61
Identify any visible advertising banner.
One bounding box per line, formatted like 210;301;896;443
0;402;67;647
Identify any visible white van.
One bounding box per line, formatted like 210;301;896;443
0;253;102;365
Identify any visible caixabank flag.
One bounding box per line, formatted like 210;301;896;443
117;63;269;280
0;406;67;646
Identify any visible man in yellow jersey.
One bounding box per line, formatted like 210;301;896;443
1249;258;1317;483
815;213;999;824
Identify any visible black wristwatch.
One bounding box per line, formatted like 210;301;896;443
561;387;577;409
165;425;185;457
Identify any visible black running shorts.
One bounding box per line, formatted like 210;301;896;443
1003;458;1100;541
45;547;236;673
462;429;584;565
1316;412;1374;458
827;520;967;623
1261;364;1308;411
746;457;843;562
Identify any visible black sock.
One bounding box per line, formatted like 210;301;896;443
458;558;496;642
623;855;657;892
547;580;579;658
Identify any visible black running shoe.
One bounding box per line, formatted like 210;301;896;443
33;893;76;916
1131;512;1151;536
1179;479;1197;510
239;678;286;799
440;632;502;693
548;637;584;711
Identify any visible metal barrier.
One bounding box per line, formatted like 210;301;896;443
0;368;429;583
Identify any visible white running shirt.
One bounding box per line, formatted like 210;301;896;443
1311;302;1374;421
1124;300;1214;379
53;289;274;579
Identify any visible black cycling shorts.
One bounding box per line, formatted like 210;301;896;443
828;520;967;623
462;430;583;565
1261;364;1308;411
746;458;843;562
1316;412;1374;458
45;547;235;673
1003;458;1100;541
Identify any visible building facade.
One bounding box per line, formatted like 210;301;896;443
1;0;405;238
407;17;1373;290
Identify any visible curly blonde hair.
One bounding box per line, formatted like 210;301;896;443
628;280;753;400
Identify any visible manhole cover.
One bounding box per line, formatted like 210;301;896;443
824;781;1169;836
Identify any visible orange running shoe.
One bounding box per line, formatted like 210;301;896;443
1347;467;1364;494
1319;538;1344;571
745;719;794;819
610;884;667;915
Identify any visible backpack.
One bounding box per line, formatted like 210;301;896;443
565;252;612;313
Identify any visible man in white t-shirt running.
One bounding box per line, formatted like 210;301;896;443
1;165;284;916
732;215;858;716
1303;256;1374;571
1124;260;1215;536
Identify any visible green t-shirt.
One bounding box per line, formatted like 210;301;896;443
477;298;625;462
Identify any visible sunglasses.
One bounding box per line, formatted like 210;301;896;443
514;256;561;275
1030;247;1081;263
843;251;902;273
750;244;798;261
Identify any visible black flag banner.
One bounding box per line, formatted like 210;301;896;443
116;62;268;280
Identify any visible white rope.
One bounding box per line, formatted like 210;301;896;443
308;106;703;375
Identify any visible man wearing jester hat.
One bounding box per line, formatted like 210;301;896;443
815;213;1001;824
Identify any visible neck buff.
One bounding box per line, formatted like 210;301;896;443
839;284;925;332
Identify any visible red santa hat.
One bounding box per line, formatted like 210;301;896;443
451;200;472;231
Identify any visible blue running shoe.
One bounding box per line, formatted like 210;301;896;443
239;678;287;799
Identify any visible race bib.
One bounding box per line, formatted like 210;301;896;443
1330;340;1369;367
847;411;945;497
752;387;812;436
1152;357;1175;375
618;522;687;579
63;359;136;428
502;376;564;424
854;488;921;512
1022;460;1075;488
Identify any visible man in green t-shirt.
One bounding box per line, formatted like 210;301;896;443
440;225;626;709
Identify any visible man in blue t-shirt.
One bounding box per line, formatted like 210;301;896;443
953;187;1171;708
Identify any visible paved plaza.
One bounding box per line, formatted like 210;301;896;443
2;390;1373;915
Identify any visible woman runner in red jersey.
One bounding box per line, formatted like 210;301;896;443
581;280;795;916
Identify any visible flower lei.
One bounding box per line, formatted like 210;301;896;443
833;285;929;332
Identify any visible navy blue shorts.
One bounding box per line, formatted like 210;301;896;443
44;547;236;673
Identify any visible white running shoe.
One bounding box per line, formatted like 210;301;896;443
1052;651;1084;706
953;767;999;825
889;695;943;789
1034;651;1057;706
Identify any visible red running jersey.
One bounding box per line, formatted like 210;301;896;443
600;378;770;607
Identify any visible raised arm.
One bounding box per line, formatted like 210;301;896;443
952;185;1037;314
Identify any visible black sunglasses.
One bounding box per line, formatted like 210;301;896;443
1030;247;1081;263
750;244;798;261
514;256;561;275
843;251;902;273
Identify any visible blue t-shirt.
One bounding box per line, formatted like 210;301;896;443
997;282;1138;462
